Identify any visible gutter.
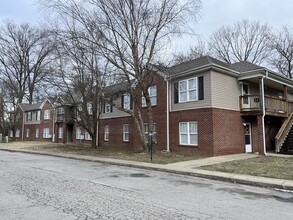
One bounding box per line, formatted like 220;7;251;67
165;78;170;152
261;71;268;156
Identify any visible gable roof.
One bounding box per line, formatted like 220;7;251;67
230;61;264;72
19;102;43;112
166;56;232;76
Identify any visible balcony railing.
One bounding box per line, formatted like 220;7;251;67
240;95;288;115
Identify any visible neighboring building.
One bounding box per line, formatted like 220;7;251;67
9;56;293;156
98;56;293;156
12;99;55;141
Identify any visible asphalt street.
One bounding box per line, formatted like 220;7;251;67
0;151;292;220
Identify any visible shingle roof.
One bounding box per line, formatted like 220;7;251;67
166;56;232;75
19;102;43;111
230;61;264;72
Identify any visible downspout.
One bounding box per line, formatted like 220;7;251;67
166;79;170;152
261;71;268;155
21;111;25;140
52;108;55;143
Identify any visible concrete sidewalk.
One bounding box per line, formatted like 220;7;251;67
0;145;293;191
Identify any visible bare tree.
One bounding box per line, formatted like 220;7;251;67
209;20;272;65
41;0;201;151
0;21;56;104
270;26;293;79
172;38;208;65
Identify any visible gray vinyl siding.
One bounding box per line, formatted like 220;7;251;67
24;111;41;125
171;71;212;111
100;97;131;119
211;71;240;110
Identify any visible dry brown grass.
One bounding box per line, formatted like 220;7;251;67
200;156;293;180
19;142;206;164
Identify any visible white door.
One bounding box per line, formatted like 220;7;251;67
242;83;250;109
244;123;252;153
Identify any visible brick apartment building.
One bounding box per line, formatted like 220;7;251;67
10;56;293;156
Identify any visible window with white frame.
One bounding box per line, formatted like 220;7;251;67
76;127;82;140
85;132;92;140
143;123;157;143
123;94;131;110
87;102;93;115
43;128;50;138
142;86;157;107
104;125;109;141
26;129;30;138
123;124;130;142
10;130;13;138
58;127;63;139
36;128;40;138
15;129;20;138
58;107;64;114
44;109;50;120
36;110;41;121
27;112;32;121
179;122;198;146
104;103;112;113
179;78;197;102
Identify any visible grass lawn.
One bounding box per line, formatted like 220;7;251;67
22;142;206;164
200;156;293;180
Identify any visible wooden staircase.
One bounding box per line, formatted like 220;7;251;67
275;114;293;154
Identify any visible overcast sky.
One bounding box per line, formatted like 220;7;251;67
1;0;293;53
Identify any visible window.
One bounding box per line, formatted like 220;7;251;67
76;127;82;140
26;129;30;138
87;102;93;115
123;124;130;142
123;94;131;110
15;129;20;138
142;86;157;107
58;127;63;139
27;112;32;121
58;107;64;114
36;128;40;138
179;78;197;102
36;110;41;121
85;132;92;140
143;123;157;143
104;103;112;113
104;125;109;141
10;130;13;138
44;109;50;120
179;122;198;146
16;113;20;122
43;128;50;138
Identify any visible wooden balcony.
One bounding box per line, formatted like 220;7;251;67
240;95;289;117
56;113;74;124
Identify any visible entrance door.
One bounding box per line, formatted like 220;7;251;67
244;123;252;153
242;83;250;109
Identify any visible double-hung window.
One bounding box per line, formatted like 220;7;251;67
85;132;92;140
123;94;131;110
58;127;63;139
123;124;130;142
44;109;50;120
143;123;157;143
36;111;41;121
104;125;109;141
104;103;112;113
36;128;40;138
76;127;81;140
142;86;157;107
27;112;32;121
179;122;198;146
43;128;50;138
179;78;197;102
87;102;93;115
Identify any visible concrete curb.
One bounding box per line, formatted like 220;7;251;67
1;147;293;191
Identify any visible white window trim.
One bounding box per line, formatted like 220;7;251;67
58;127;63;139
43;128;51;139
87;102;93;115
104;125;109;141
104;103;111;113
85;132;92;140
76;127;82;140
123;124;130;142
179;122;198;146
15;129;20;138
36;128;40;138
123;94;131;110
142;86;157;107
26;129;30;138
179;77;198;103
44;109;50;120
36;111;41;121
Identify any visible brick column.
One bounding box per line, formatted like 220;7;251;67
257;115;265;155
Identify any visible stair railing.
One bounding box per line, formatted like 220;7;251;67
275;113;293;153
